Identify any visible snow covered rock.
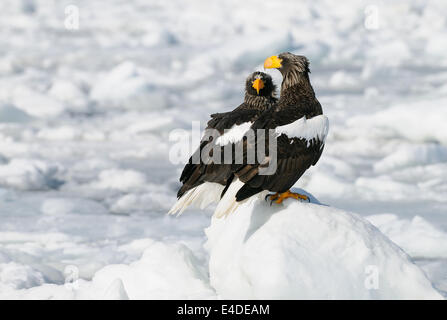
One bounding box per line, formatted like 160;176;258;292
205;191;442;299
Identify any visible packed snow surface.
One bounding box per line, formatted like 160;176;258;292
205;196;442;299
0;0;447;298
3;193;442;299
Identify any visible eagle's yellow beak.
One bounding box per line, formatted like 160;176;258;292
264;55;282;69
252;78;264;95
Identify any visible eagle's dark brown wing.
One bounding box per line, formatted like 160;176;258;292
229;102;326;202
177;105;271;198
234;134;324;201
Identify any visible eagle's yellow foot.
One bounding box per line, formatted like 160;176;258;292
265;192;280;205
273;190;309;204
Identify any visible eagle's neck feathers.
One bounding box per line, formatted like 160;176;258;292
243;93;276;110
281;68;314;95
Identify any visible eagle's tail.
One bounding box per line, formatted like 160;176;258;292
213;178;265;218
168;182;224;215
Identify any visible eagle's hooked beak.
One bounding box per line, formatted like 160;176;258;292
252;78;264;95
264;55;282;69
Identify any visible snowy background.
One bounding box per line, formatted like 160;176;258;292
0;0;446;298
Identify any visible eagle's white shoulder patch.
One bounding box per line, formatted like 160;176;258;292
215;121;253;146
275;115;329;147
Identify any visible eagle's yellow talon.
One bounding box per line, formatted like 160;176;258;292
266;192;280;201
265;192;281;206
273;190;308;204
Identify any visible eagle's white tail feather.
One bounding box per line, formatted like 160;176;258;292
214;179;246;218
168;182;224;216
213;179;269;218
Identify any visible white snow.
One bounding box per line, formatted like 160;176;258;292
347;98;447;145
89;169;147;191
0;159;63;190
90;61;166;110
366;214;447;259
41;198;108;216
0;262;44;291
205;196;442;299
48;80;88;113
0;241;216;300
12;86;67;118
0;0;446;299
4;196;443;300
373;144;447;174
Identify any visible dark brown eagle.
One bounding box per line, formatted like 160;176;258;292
214;53;329;217
169;71;278;215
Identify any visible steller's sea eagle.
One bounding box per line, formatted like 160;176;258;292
214;53;329;217
169;71;278;215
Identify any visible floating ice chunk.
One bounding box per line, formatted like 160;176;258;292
12;86;66;118
374;144;447;173
0;262;44;290
348;98;447;145
0;159;63;190
90;169;147;191
0;103;33;123
90;61;165;110
48;79;88;112
86;241;215;299
367;214;447;259
37;126;81;141
41;197;108;216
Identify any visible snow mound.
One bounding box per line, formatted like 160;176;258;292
205;193;442;299
0;241;216;300
367;214;447;259
79;241;215;299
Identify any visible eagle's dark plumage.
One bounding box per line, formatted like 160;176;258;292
215;53;329;217
169;71;277;215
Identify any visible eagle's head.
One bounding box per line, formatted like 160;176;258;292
245;71;276;97
263;52;310;75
